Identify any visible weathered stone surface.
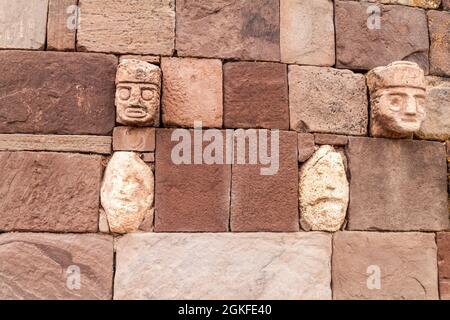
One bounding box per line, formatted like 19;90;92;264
47;0;77;51
347;137;448;231
299;146;348;231
0;152;102;232
138;208;154;232
380;0;441;9
333;232;439;300
335;1;429;73
0;0;48;49
0;134;111;154
113;127;155;152
154;129;231;232
114;233;332;300
314;134;348;146
98;209;110;234
0;51;116;135
161;58;223;128
280;0;334;66
120;55;160;65
77;0;175;55
231;131;299;232
438;233;450;300
416;77;450;141
224;62;289;129
101;152;154;234
298;133;315;162
444;0;450;10
142;153;154;163
0;233;113;300
289;66;368;135
428;10;450;77
367;61;427;138
176;0;280;61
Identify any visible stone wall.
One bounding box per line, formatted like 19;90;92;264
0;0;449;300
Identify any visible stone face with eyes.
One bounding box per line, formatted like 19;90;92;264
115;59;161;126
367;61;427;138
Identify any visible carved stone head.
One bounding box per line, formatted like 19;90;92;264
115;59;161;126
367;61;426;138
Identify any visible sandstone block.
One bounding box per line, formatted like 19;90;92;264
438;233;450;300
113;127;155;152
280;0;334;66
335;1;429;73
0;233;113;300
161;58;223;128
380;0;441;8
428;10;450;77
314;134;348;146
77;0;175;55
47;0;77;51
176;0;280;61
289;66;368;135
333;232;439;300
0;51;116;135
114;233;332;299
224;62;289;129
347;137;448;231
298;133;315;162
120;55;160;65
0;0;48;49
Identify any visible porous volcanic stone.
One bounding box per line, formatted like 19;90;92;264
0;51;116;135
438;233;450;300
428;10;450;77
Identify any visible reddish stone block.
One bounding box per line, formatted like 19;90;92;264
314;134;348;146
224;62;289;129
0;51;117;135
444;0;450;10
298;133;315;162
154;129;231;232
113;127;155;152
0;233;113;299
47;0;77;51
438;233;450;300
0;152;102;232
428;10;450;77
230;131;299;231
176;0;280;61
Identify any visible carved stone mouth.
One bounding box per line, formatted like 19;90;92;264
125;106;147;118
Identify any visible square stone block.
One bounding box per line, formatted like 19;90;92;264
113;127;155;152
428;10;450;77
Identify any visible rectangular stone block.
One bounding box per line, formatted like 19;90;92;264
0;152;103;232
0;51;116;135
154;129;231;232
113;127;155;152
161;57;223;128
347;137;448;231
298;133;315;162
335;1;429;73
289;66;368;135
333;232;439;300
224;62;289;130
230;131;299;232
114;233;332;300
314;134;348;146
119;55;160;65
0;233;113;300
0;0;48;49
47;0;77;51
379;0;441;8
0;134;111;154
77;0;175;55
428;10;450;77
438;233;450;300
176;0;280;61
280;0;335;66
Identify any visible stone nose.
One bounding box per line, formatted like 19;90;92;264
404;95;417;115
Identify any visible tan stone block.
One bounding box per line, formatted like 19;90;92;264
113;127;155;152
120;55;160;65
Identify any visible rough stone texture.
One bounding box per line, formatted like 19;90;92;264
101;152;154;234
154;129;231;232
428;10;450;77
280;0;334;66
0;233;113;300
299;146;349;231
0;0;48;50
77;0;175;55
161;58;223;128
289;66;368;135
335;1;430;73
231;131;299;232
224;62;289;129
444;0;450;10
0;134;111;154
298;133;316;162
98;209;110;234
47;0;77;51
114;233;332;300
347;137;449;231
138;208;154;232
333;232;439;300
380;0;441;8
438;233;450;300
142;153;154;163
176;0;280;61
0;152;102;232
113;127;155;152
416;77;450;141
314;134;348;146
0;51;116;135
120;55;160;65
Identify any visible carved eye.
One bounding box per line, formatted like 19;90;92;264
141;88;155;101
386;94;402;111
118;87;131;100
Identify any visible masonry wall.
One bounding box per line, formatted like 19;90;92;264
0;0;449;300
